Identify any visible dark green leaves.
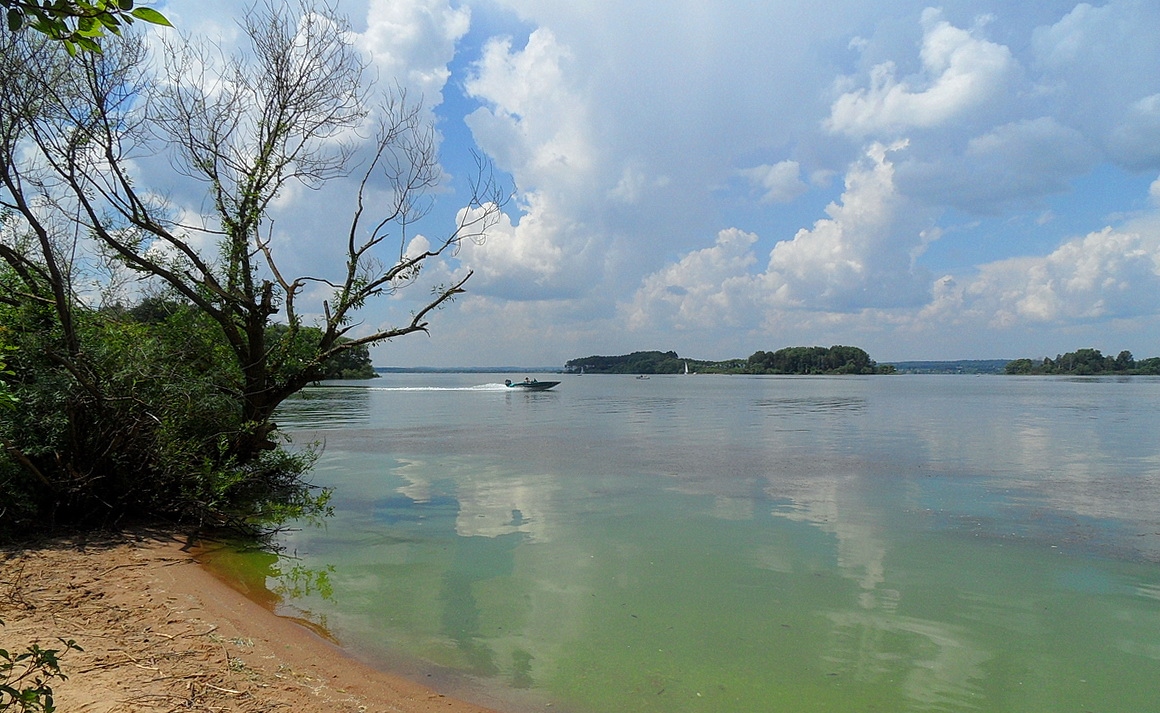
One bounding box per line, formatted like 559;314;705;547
0;1;171;53
0;620;82;713
7;7;23;31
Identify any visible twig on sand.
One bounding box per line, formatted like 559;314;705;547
204;682;245;695
96;561;150;578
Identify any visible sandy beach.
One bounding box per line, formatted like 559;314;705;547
0;531;502;713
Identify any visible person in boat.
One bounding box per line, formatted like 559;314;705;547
504;378;539;387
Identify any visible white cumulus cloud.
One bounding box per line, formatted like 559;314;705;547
625;142;938;331
827;8;1015;137
764;141;935;310
464;28;594;192
740;161;809;204
355;0;470;106
155;0;1160;365
624;228;760;331
966;224;1160;326
454;191;601;300
455;27;610;299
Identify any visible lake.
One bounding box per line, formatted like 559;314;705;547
207;373;1160;712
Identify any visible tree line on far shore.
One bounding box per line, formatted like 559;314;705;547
566;346;895;375
1005;349;1160;375
567;347;1160;377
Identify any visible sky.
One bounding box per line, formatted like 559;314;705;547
153;0;1160;367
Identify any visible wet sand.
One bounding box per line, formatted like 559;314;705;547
0;531;503;712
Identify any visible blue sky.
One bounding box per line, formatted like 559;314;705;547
158;0;1160;366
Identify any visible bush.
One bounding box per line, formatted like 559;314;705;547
0;299;326;540
0;619;82;713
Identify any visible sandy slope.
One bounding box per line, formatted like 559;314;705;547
0;531;500;713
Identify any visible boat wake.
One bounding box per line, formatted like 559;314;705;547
366;383;512;392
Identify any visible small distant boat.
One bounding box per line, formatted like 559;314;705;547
505;378;560;391
636;374;650;380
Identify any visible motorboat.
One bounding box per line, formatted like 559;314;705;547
504;378;561;391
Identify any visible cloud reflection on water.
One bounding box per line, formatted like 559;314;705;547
269;374;1160;712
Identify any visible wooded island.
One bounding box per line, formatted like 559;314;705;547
566;346;896;375
1005;348;1160;375
567;347;1160;376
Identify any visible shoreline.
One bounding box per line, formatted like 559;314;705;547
0;530;503;713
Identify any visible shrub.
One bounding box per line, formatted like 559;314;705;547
0;300;326;540
0;620;82;713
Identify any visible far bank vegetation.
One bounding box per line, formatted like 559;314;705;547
566;346;896;375
568;347;1160;377
1005;349;1160;375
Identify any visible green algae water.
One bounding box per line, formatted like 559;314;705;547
211;374;1160;712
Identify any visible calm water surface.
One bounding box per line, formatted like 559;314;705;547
209;374;1160;712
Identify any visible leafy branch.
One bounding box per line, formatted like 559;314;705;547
2;0;170;54
0;620;82;713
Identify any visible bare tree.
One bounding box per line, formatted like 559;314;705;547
1;1;505;462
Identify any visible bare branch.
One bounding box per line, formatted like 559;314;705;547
316;270;474;364
0;1;513;462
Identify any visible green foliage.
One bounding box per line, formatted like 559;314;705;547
1134;357;1160;375
1;2;485;541
271;560;336;601
0;620;82;713
566;347;891;375
1004;358;1035;375
746;345;886;375
0;294;327;539
0;330;17;411
265;324;377;381
1005;348;1160;375
2;0;170;54
566;350;688;374
319;340;377;380
2;4;494;513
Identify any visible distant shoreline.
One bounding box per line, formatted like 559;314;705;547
375;366;564;374
884;359;1012;374
374;360;1013;375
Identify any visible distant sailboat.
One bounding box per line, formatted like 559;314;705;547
684;361;690;375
